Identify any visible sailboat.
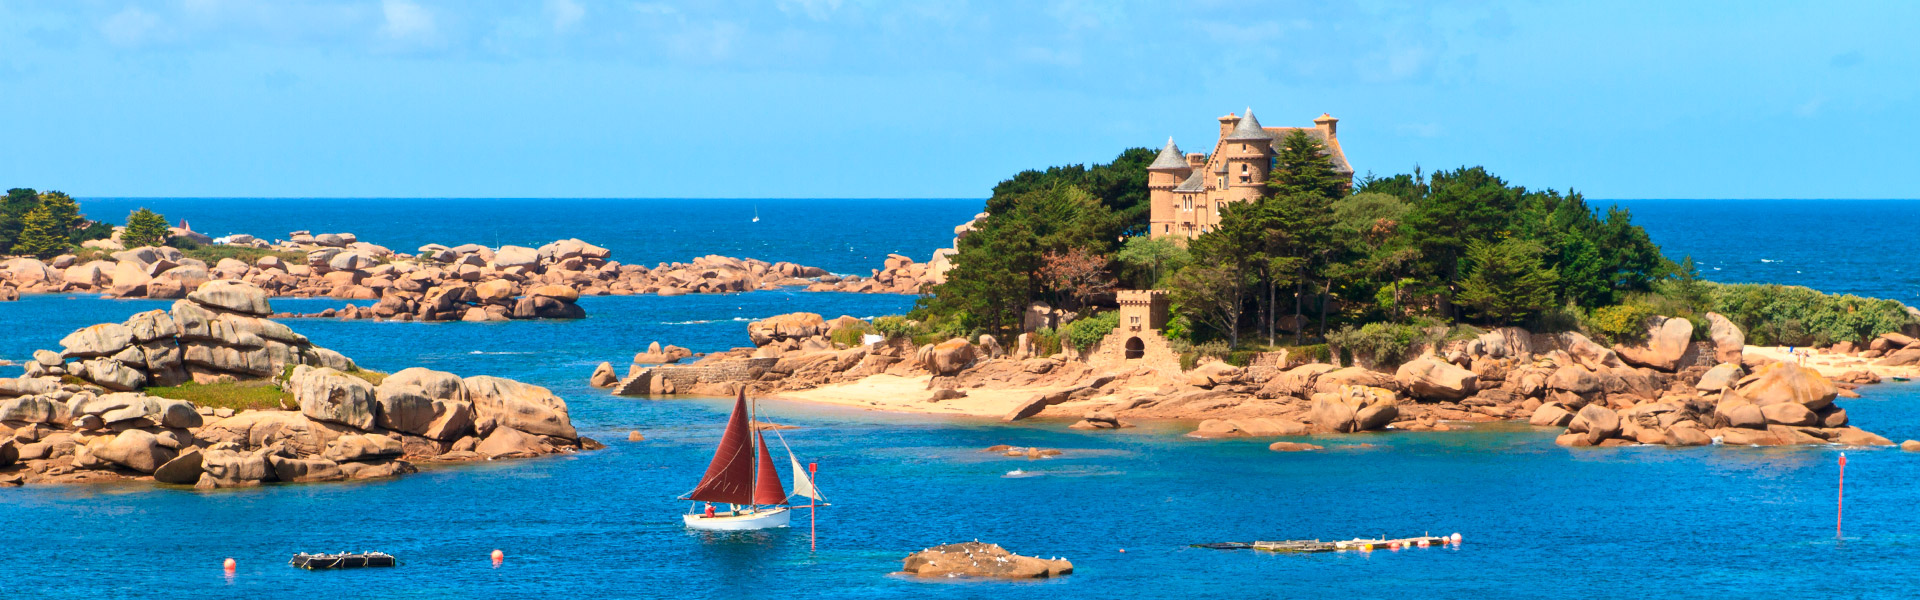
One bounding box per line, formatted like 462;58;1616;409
681;389;825;531
752;205;760;223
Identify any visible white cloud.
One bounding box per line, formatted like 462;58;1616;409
101;6;165;47
379;0;437;44
547;0;585;33
777;0;842;21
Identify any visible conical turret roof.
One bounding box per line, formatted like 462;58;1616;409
1173;170;1206;192
1148;137;1188;170
1224;107;1270;141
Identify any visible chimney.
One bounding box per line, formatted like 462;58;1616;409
1218;112;1239;139
1314;113;1338;139
1186;153;1205;169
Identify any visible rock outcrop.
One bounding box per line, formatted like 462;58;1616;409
899;542;1072;579
0;288;596;488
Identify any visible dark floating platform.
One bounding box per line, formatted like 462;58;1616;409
290;552;398;570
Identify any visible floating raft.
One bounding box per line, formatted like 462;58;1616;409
289;552;398;570
1196;534;1459;554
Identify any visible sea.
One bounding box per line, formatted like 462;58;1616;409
3;198;1919;599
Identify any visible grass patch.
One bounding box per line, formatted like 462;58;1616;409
347;369;387;386
144;380;293;412
177;245;306;266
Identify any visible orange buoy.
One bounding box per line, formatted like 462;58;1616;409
1417;539;1430;548
223;558;236;571
491;549;504;565
1361;544;1373;552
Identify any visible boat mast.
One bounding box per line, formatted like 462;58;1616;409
748;388;759;513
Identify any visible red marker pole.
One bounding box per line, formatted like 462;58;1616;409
1837;453;1847;539
809;462;819;551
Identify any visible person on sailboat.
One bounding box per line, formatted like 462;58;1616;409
703;503;716;518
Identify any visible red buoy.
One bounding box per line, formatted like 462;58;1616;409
223;558;236;571
491;549;504;566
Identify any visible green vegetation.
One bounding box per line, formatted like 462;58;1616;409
1063;310;1119;351
1326;321;1440;366
3;189;113;257
145;380;293;412
871;316;917;340
176;245;306;265
898;132;1917;353
830;321;876;347
122;208;171;248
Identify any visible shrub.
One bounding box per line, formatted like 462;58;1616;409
829;322;876;347
1585;303;1659;345
1705;282;1914;346
1284;344;1331;364
1224;350;1261;367
178;245;305;266
1064;311;1119;351
1031;327;1063;357
1193;340;1230;359
1325;322;1433;366
872;316;919;340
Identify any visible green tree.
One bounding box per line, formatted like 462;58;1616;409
1169;264;1249;348
1112;236;1190;288
919;184;1119;336
11;191;82;258
1455;238;1559;324
123;207;172;248
0;188;40;252
1399;167;1522;316
1268;130;1347;200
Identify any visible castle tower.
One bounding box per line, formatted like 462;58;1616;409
1116;289;1170;332
1146;137;1191;239
1222;107;1273;205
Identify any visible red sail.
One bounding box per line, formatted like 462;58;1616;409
753;431;789;505
687;390;756;505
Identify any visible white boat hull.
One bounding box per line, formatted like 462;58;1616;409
684;507;791;531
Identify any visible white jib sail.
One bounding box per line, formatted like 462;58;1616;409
790;452;822;501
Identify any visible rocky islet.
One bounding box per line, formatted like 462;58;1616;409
0;280;597;488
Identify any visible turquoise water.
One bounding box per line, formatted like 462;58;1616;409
3;199;1920;598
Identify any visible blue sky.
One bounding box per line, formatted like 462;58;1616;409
2;0;1915;199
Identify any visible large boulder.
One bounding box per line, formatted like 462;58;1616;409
464;376;575;439
1393;356;1477;401
1704;313;1745;364
1695;363;1744;392
900;542;1072;579
375;368;472;439
124;309;179;342
322;433;405;462
492;246;540;269
1734;362;1838;411
1528;403;1575;427
81;357;147;391
60;323;134;358
921;339;977;376
198;447;277;487
747;313;827;346
152;448;205;485
292;367;379;430
475;425;554;458
1187;361;1245;388
186;280;272;315
1308;385;1398;433
1613;316;1694;371
92;429;178;473
1567;404;1622;445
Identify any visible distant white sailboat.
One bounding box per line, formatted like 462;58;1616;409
681;390;826;532
752;205;760;223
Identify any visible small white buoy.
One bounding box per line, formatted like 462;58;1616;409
1450;532;1462;544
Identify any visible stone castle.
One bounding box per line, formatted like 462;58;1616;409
1146;109;1354;240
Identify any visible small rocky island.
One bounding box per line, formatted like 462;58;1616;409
900;542;1073;579
0;280;597;487
0;229;957;311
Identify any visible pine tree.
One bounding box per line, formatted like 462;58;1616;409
1456;238;1559;324
11;192;81;258
123;207;171;248
1268;130;1346;199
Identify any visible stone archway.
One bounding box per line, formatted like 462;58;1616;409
1125;337;1145;360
